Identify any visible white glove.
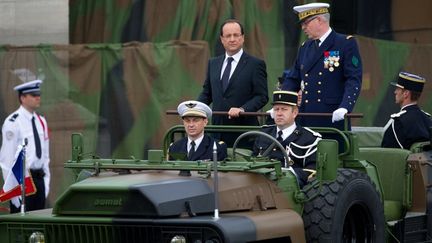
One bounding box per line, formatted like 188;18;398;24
266;108;274;119
332;108;348;123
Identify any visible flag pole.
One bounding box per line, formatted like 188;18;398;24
212;142;219;219
20;138;28;215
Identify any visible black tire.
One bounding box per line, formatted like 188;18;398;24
303;169;385;243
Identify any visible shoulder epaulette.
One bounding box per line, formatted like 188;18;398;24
218;141;225;145
9;113;19;122
303;127;322;137
391;110;407;118
346;35;354;40
301;41;306;46
422;110;431;117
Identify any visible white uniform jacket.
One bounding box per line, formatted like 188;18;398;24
0;105;50;197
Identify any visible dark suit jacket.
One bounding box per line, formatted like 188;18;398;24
282;30;362;130
252;125;320;186
197;52;269;126
169;134;227;161
382;104;432;149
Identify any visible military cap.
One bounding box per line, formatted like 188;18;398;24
272;91;298;106
13;79;43;95
391;71;426;93
293;2;330;23
177;100;212;118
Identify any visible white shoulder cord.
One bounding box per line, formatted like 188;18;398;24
391;119;404;149
384;110;406;149
286;137;322;166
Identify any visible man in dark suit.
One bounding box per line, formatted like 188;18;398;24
197;19;269;146
253;91;321;187
382;72;432;149
281;3;362;131
169;100;227;161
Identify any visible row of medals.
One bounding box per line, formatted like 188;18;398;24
324;55;340;72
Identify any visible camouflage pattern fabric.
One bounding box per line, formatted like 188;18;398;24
70;0;299;98
0;41;210;205
1;38;431;206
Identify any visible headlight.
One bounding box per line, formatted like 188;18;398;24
171;235;186;243
28;231;45;243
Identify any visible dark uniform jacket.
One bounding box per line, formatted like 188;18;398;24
382;104;432;149
282;30;362;130
169;134;227;161
252;125;321;186
197;52;269;126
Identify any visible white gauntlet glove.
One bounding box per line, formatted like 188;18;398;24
332;108;348;123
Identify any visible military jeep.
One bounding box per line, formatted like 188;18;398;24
0;124;431;243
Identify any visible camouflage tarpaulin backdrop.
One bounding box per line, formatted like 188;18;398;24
70;0;301;95
0;0;430;206
0;41;210;204
1;37;431;205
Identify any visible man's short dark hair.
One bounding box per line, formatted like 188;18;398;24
220;19;244;36
410;90;422;101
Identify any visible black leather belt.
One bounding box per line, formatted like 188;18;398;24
30;168;45;178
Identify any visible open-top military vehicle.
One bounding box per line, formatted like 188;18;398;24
0;124;431;243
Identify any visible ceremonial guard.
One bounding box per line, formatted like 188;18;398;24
0;79;50;213
382;72;432;149
169;101;227;161
253;91;321;187
281;3;362;130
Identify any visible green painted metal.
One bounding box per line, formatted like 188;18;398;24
1;124;429;242
316;139;339;182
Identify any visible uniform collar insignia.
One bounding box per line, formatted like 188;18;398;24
185;103;197;108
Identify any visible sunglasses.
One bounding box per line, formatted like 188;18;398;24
301;16;318;26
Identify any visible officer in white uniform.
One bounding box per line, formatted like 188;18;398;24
0;79;50;213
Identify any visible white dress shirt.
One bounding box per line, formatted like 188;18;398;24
220;48;244;80
188;134;204;153
277;123;297;141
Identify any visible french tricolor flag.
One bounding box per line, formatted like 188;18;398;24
0;145;36;207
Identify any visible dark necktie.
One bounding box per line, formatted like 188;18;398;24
307;40;320;61
32;116;42;159
315;39;321;49
221;57;234;92
188;141;195;160
277;130;283;143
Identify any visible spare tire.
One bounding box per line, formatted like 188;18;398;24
303;169;385;243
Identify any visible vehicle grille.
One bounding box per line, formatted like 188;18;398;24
6;223;223;243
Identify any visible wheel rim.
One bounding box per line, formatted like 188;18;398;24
342;203;374;242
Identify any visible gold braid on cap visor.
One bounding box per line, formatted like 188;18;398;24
298;8;329;21
399;73;426;83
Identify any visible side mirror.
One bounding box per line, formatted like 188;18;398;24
316;139;339;182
